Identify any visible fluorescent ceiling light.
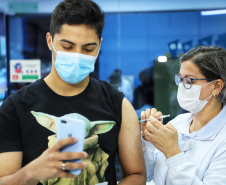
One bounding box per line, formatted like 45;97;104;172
201;9;226;16
158;56;167;63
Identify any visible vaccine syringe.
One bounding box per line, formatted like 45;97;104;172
139;114;170;122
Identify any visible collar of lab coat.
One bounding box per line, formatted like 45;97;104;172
176;105;226;140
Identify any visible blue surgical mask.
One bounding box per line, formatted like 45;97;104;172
51;38;99;84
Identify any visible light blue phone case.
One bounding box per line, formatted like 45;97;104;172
57;117;86;175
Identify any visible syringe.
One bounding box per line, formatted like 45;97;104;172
139;114;170;122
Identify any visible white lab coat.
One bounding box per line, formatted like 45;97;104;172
143;105;226;185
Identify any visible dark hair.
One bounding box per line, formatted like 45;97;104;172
15;63;21;69
114;69;122;75
180;46;226;104
50;0;105;40
109;73;121;85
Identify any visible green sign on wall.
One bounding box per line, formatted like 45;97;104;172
8;2;38;13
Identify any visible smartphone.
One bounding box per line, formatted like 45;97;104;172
57;117;86;175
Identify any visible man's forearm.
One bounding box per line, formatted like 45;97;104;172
118;173;146;185
0;167;39;185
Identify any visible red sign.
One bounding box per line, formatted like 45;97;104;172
12;75;18;80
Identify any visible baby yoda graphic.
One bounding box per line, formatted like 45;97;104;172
31;111;116;185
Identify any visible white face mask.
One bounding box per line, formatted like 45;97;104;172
177;81;214;113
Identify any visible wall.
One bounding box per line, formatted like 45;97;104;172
100;11;226;88
2;1;226;102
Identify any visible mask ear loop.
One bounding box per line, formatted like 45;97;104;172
51;37;57;63
95;47;101;59
51;37;57;52
202;80;215;100
206;94;213;101
201;80;215;88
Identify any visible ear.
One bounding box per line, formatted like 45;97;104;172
31;111;58;133
87;121;116;138
46;32;53;51
212;79;225;97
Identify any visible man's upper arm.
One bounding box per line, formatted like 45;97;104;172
0;96;23;153
0;152;22;177
118;97;146;177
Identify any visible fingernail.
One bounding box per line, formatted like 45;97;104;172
82;162;87;168
73;138;77;142
83;152;88;158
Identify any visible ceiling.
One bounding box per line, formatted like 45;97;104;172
0;0;226;14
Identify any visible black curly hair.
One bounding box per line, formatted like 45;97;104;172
50;0;105;41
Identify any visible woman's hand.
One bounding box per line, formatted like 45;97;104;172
141;108;182;159
141;108;163;141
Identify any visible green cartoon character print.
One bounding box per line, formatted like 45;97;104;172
31;111;116;185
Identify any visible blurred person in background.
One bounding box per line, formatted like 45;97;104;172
133;67;154;119
109;69;134;103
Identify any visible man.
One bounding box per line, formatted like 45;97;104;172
109;69;134;103
133;67;154;110
0;0;146;185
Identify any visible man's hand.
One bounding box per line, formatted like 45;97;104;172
26;137;87;181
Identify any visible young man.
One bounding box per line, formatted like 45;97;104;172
0;0;146;184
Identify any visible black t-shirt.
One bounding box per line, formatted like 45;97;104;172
0;77;124;185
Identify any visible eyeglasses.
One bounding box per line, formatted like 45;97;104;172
174;74;211;89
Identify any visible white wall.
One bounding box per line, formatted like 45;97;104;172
0;0;226;14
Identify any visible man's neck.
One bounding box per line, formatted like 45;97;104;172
44;70;89;97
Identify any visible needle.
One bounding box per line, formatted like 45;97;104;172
139;114;170;122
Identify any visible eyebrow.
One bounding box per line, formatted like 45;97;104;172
60;39;75;45
179;74;198;78
83;42;97;47
59;39;97;47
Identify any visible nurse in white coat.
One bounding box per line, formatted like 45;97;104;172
141;46;226;185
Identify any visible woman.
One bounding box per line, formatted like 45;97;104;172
142;46;226;185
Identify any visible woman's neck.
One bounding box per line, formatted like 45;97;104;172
189;97;223;133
